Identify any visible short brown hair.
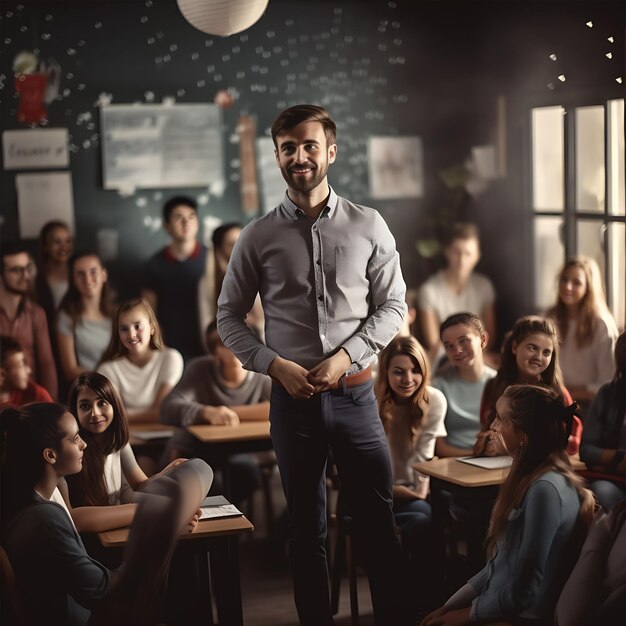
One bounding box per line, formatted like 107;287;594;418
271;104;337;148
443;222;480;248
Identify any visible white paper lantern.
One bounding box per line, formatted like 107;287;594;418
177;0;270;37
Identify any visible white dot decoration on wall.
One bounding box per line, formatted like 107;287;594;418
176;0;270;37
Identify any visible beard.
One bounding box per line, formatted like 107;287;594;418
280;161;329;194
1;278;31;297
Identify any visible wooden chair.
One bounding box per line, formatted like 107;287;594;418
0;545;25;625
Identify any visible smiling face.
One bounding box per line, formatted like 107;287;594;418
48;412;86;477
73;255;107;300
75;386;114;436
45;226;73;264
493;395;524;456
274;121;337;195
558;265;587;308
441;323;486;370
118;305;154;356
513;332;554;382
387;354;423;402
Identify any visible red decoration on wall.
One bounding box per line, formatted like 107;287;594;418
14;73;48;124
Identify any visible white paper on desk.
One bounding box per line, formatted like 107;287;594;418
16;171;75;238
132;430;174;440
457;456;512;470
200;495;243;519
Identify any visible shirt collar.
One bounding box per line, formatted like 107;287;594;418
281;186;338;221
163;240;201;262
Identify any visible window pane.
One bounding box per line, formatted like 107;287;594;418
575;106;605;213
577;220;606;276
608;99;625;216
534;217;564;310
608;222;625;330
532;107;564;212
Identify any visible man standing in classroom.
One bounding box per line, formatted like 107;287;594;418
142;195;207;362
218;104;410;625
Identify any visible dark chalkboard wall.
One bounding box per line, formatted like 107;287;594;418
1;0;623;337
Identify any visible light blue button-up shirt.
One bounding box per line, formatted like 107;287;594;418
217;187;407;374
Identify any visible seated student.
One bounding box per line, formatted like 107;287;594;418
476;316;582;457
0;241;58;399
417;223;496;368
0;402;212;626
0;336;52;407
433;312;496;458
375;335;447;606
546;256;618;405
422;385;595;626
160;321;270;504
555;499;626;626
98;298;183;475
57;252;113;384
579;331;626;512
61;372;186;533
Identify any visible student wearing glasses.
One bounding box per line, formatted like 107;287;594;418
0;241;58;399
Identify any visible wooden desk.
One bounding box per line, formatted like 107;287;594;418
128;421;175;447
413;454;587;598
99;515;254;625
187;422;273;498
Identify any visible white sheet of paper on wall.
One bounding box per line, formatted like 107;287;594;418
368;136;423;199
256;137;285;213
16;171;75;238
3;128;69;170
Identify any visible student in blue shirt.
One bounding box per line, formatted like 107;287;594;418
422;384;595;626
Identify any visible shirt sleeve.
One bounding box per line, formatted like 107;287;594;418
413;387;448;464
158;349;184;388
417;276;437;311
41;505;111;608
159;359;209;427
217;223;279;375
56;310;73;337
579;383;611;466
33;305;58;400
470;479;565;621
341;211;407;364
477;274;496;307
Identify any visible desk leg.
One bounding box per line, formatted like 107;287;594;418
429;479;448;605
210;536;243;626
168;548;213;625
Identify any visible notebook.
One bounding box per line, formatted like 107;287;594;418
199;495;243;520
457;456;513;470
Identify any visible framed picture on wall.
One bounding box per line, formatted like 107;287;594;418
368;136;424;199
100;103;224;191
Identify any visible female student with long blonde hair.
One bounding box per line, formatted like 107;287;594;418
547;256;618;404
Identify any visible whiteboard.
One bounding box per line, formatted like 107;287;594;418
100;104;224;190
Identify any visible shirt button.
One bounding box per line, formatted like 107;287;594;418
318;295;323;302
316;259;321;265
312;225;317;231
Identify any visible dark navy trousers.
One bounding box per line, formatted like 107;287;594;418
270;380;410;625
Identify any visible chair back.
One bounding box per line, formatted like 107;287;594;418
0;545;25;625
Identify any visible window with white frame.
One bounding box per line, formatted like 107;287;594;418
531;98;625;329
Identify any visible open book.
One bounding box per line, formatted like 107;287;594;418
199;495;243;520
457;456;513;470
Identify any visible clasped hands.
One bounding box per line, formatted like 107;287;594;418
473;428;506;457
268;349;352;399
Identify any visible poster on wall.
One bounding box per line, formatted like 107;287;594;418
368;136;424;199
16;171;75;238
2;128;69;170
256;137;285;213
100;104;224;191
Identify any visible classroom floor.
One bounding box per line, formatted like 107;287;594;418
235;468;375;626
